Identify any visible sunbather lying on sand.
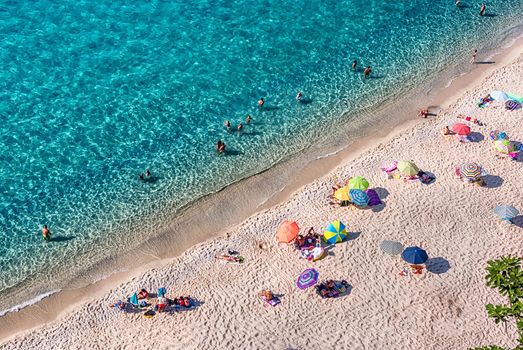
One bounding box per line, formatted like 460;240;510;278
109;300;126;310
215;254;244;263
442;126;455;136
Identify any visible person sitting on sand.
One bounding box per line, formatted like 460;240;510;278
42;225;51;242
216;140;226;154
138;289;149;299
295;234;306;249
258;97;265;108
442;126;454;135
260;290;274;301
110;300;126;310
418;108;429;118
364;66;372;78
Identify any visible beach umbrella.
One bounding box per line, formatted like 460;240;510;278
296;268;319;290
397;160;419;176
334;186;350;201
276;220;299;243
494;139;516;154
493;205;519;220
348;176;369;191
490;90;509;101
460;162;482;180
452;123;471;136
402;246;428;265
323;220;347;244
380;240;404;256
349;189;369;207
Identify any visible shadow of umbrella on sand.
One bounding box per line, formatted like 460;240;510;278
380;240;404;256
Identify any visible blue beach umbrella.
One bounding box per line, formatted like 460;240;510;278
323;220;347;244
402;246;428;265
296;268;319;290
349;189;369;207
493;205;519;221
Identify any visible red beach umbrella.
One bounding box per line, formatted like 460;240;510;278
452;123;471;136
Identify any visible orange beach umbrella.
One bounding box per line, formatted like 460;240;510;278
276;220;300;243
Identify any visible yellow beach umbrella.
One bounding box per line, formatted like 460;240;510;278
397;160;419;176
334;186;350;201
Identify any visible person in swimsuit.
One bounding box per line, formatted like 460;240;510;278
237;122;243;133
246;115;252;124
296;91;303;101
258;98;265;108
352;60;357;70
145;169;150;177
418;108;429;118
216;140;226;153
42;225;51;242
471;49;477;64
224;120;231;132
479;3;486;16
364;66;372;78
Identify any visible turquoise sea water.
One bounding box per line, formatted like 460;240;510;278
0;0;522;309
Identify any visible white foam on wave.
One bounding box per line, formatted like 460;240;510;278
0;289;60;317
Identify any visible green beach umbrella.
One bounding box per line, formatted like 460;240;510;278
494;139;516;154
323;220;347;244
397;161;419;176
348;176;369;191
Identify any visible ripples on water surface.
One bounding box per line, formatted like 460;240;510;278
0;0;521;306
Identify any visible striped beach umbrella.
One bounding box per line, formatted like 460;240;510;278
296;268;319;290
348;176;369;191
460;162;482;180
494;139;516;154
397;161;419;176
493;205;519;220
349;189;369;207
323;220;347;244
380;240;404;256
452;123;471;136
334;186;350;201
401;246;428;265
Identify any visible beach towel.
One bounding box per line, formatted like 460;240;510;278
418;172;435;185
365;189;382;206
158;287;166;298
478;96;494;108
380;160;398;173
457;115;484;125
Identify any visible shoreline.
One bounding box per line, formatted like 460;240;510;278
1;29;522;344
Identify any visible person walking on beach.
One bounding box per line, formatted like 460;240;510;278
258;97;265;108
42;225;51;242
352;60;357;70
479;3;486;16
471;49;477;64
364;66;372;78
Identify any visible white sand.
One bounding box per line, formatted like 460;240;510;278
1;50;522;350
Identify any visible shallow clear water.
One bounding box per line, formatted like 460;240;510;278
0;0;522;308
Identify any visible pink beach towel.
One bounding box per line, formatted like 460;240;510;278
380;160;398;173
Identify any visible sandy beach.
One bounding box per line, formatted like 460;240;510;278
1;40;523;350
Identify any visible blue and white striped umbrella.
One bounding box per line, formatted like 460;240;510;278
493;205;519;220
349;189;369;207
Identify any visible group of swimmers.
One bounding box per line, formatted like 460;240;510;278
351;60;373;78
454;0;487;16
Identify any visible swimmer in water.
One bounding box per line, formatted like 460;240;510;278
296;91;303;101
455;0;461;7
224;120;231;132
237;122;243;133
139;173;145;180
145;169;150;177
352;60;357;70
258;98;265;108
479;3;486;16
216;140;226;154
246;115;252;124
364;66;372;78
42;225;51;242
